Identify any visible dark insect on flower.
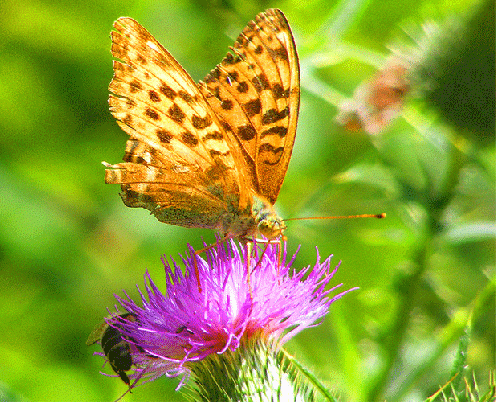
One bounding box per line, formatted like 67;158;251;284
86;312;138;385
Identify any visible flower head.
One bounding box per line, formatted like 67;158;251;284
95;240;357;390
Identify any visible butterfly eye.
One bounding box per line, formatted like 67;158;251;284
258;217;286;239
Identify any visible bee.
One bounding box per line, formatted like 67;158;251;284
87;312;137;385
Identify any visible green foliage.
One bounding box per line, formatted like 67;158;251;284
0;0;493;401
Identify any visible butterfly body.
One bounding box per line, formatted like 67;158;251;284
209;193;285;240
105;9;299;240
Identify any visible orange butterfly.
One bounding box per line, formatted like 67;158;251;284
104;9;299;242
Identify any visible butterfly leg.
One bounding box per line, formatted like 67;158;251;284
252;237;284;282
242;238;265;299
193;235;230;293
277;237;283;282
192;251;203;294
247;238;282;294
246;240;253;299
251;241;270;274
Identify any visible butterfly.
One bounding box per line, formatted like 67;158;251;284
104;9;300;242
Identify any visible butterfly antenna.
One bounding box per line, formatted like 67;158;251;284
283;213;386;222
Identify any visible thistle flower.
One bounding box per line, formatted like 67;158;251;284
91;240;357;400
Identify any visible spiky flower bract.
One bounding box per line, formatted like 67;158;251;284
93;240;357;399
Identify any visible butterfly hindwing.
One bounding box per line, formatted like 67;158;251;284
107;17;244;227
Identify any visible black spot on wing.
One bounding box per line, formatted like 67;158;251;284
237;125;256;140
262;107;289;125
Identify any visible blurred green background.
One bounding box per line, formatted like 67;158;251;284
0;0;493;401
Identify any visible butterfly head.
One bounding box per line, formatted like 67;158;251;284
252;196;286;240
258;215;286;239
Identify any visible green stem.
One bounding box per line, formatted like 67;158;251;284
367;246;427;401
368;181;452;401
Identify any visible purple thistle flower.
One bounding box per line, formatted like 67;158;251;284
97;240;357;391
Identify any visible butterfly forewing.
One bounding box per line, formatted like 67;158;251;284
110;20;217;167
200;9;299;205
